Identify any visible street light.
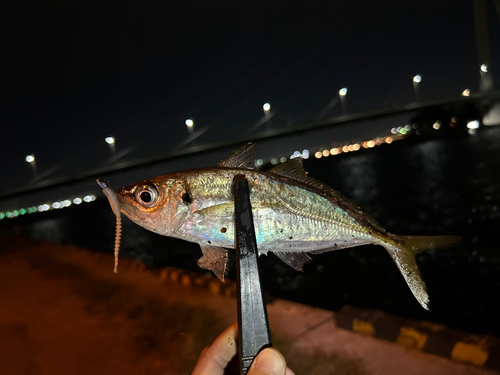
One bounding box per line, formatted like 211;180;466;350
25;154;37;176
413;75;421;101
105;136;116;154
461;88;470;97
262;103;272;128
339;88;347;114
479;64;493;92
185;118;194;135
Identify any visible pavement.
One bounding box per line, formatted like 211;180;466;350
0;234;497;375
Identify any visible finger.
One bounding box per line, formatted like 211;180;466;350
191;323;238;375
248;348;289;375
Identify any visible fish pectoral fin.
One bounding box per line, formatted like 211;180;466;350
274;252;312;272
197;243;229;282
195;203;234;218
195;201;274;218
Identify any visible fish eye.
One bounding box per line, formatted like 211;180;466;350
135;185;158;208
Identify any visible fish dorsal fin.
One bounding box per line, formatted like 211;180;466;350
269;158;332;192
218;142;257;169
269;158;307;179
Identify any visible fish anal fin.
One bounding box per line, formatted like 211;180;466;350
308;242;364;254
198;243;229;281
217;142;257;169
274;252;312;271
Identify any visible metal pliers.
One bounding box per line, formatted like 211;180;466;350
233;175;272;374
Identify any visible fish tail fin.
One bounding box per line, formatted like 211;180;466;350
384;234;461;310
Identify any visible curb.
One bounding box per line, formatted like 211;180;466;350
157;266;237;298
335;305;500;372
113;254;238;299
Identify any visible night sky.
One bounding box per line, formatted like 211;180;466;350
2;1;499;193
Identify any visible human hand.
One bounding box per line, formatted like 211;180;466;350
191;323;293;375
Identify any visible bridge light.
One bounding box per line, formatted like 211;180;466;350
467;120;480;129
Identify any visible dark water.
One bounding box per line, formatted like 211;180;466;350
7;126;500;337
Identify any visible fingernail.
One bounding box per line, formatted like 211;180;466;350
254;349;285;375
286;368;295;375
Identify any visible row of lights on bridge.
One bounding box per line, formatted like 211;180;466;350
24;65;484;167
17;68;486;214
10;113;483;221
0;195;96;220
25;103;275;166
25;136;117;166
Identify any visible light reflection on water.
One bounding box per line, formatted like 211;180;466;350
336;153;379;204
409;140;447;191
28;217;69;243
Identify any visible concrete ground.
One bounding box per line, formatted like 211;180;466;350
0;235;497;375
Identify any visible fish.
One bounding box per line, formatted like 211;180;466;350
105;142;460;310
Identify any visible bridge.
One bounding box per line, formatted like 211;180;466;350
1;0;499;218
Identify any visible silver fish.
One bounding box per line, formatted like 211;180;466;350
110;142;459;310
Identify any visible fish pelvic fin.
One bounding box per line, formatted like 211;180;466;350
197;243;229;282
384;234;461;311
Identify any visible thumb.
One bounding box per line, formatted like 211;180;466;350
247;348;289;375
